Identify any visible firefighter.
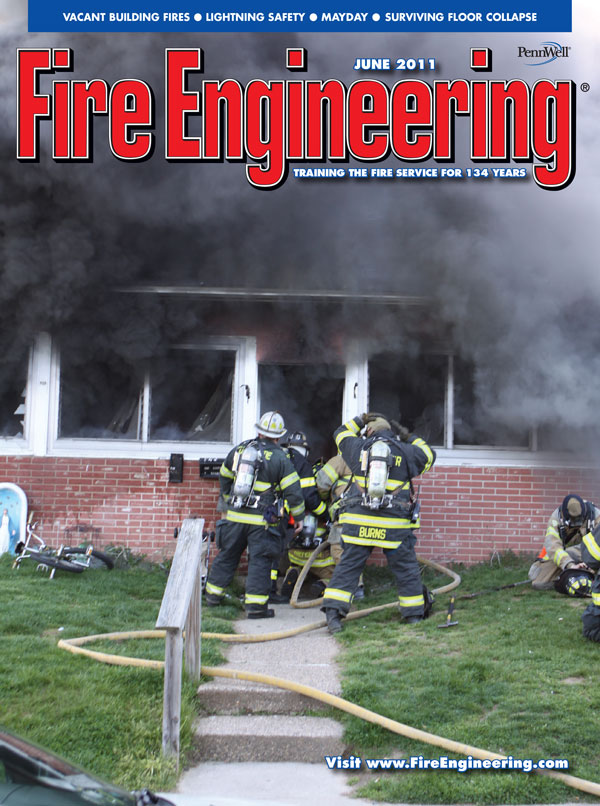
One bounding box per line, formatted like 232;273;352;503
528;494;600;592
274;431;331;601
204;411;305;619
580;527;600;641
315;453;365;598
321;413;436;634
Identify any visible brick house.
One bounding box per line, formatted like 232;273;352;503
1;286;597;565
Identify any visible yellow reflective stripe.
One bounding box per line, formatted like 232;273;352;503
205;582;224;595
289;550;334;568
226;510;266;525
281;471;301;490
343;535;402;548
411;437;434;471
340;512;412;529
335;419;360;448
554;549;569;566
387;480;410;491
290;504;305;517
314;501;327;516
321;464;338;483
245;593;269;605
583;532;600;561
547;526;560;539
323;587;353;602
270;569;278;581
300;477;316;488
254;480;271;492
398;593;425;607
592;592;600;606
220;464;235;479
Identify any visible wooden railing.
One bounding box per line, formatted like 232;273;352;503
156;517;207;761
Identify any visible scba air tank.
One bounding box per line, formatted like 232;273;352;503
231;443;260;502
365;440;391;505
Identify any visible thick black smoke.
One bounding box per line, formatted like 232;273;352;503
1;4;599;450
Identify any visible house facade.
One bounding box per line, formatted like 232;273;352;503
2;289;598;566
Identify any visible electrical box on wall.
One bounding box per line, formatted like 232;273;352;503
169;453;184;483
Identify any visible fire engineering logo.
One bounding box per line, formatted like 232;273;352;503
16;47;576;191
518;42;572;65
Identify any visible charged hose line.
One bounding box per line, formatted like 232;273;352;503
289;543;462;609
57;632;600;799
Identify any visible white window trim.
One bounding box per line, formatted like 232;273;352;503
45;335;258;459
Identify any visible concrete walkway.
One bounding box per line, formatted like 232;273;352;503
174;601;383;804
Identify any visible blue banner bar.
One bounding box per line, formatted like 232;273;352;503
29;0;572;32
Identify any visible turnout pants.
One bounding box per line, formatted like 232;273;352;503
205;520;283;611
321;532;424;619
528;545;582;590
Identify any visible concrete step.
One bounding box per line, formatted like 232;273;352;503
198;680;327;714
193;715;347;762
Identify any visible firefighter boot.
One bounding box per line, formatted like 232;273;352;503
204;593;223;607
246;605;275;619
325;608;343;634
276;567;299;603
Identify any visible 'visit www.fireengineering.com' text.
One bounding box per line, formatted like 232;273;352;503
324;754;569;773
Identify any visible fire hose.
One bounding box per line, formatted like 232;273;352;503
58;625;600;798
56;559;600;798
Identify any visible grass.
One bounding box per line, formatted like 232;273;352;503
0;553;239;793
335;553;600;804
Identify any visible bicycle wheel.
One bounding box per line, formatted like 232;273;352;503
62;547;114;570
27;551;85;573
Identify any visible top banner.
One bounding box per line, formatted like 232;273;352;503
29;0;572;32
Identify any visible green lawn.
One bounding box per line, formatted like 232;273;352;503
337;554;600;804
0;554;238;792
2;550;599;804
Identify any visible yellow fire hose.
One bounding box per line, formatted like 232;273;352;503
58;628;600;798
55;559;600;797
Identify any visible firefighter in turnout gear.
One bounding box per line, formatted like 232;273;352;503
205;411;305;618
321;413;436;634
316;453;365;598
580;527;600;641
274;431;331;601
528;494;600;592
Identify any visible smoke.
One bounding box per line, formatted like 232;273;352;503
1;4;599;450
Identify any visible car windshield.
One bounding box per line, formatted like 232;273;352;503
0;730;134;805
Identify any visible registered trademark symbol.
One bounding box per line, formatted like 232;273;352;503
580;83;590;92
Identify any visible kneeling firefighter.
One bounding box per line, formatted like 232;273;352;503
204;411;305;619
321;413;436;634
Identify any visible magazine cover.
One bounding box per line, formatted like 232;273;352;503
2;0;600;803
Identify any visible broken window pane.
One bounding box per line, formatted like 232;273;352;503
150;349;235;442
368;351;445;446
59;352;142;439
0;351;28;438
453;359;529;447
259;363;345;461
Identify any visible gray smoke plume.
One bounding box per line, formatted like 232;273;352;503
1;2;599;451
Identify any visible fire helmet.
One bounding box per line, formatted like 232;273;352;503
560;494;588;527
554;567;594;598
283;431;309;451
255;411;287;438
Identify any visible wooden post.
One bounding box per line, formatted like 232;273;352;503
156;518;206;761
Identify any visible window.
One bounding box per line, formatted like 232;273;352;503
452;358;530;448
258;362;345;460
50;336;256;455
368;351;446;446
0;349;29;440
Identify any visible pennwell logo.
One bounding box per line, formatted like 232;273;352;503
517;42;571;65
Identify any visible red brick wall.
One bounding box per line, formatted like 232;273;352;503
2;456;600;565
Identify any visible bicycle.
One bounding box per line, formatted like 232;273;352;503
13;515;114;578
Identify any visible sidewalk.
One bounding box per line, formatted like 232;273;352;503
170;600;384;805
